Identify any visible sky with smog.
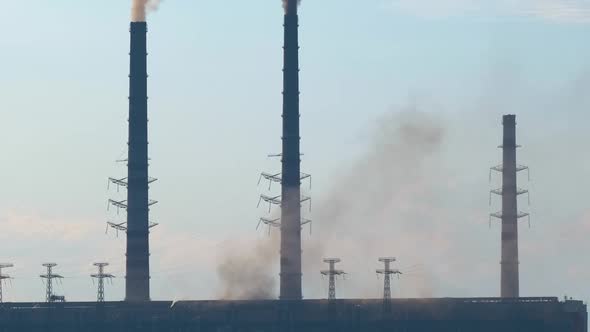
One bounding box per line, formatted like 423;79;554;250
1;0;590;303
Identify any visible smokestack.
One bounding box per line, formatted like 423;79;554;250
125;21;151;302
280;0;302;300
500;114;519;298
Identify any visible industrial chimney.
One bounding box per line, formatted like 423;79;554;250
280;0;303;300
490;115;529;298
500;115;519;298
125;20;151;302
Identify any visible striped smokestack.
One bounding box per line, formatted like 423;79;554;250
125;20;151;302
280;0;302;300
500;114;519;298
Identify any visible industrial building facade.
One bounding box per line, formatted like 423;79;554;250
0;298;585;331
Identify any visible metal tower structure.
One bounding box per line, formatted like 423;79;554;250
256;216;312;236
40;263;63;303
490;114;530;298
376;258;402;300
321;258;345;300
91;263;115;303
256;184;312;235
0;264;13;303
107;17;158;302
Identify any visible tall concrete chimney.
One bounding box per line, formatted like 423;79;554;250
500;114;519;298
126;21;151;302
280;0;302;300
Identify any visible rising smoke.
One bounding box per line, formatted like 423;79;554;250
282;0;302;13
131;0;162;22
304;108;447;298
216;233;279;300
311;109;445;237
216;108;447;300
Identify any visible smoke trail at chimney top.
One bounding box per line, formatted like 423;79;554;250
282;0;302;12
132;0;162;22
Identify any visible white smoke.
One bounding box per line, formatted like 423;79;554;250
132;0;162;22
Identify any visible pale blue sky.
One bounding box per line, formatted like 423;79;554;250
1;0;590;302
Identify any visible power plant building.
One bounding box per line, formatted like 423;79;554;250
0;298;585;331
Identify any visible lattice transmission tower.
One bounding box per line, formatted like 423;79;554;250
0;263;14;303
376;257;402;300
40;263;64;303
321;258;345;300
91;263;115;303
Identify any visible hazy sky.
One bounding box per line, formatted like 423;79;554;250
1;0;590;303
